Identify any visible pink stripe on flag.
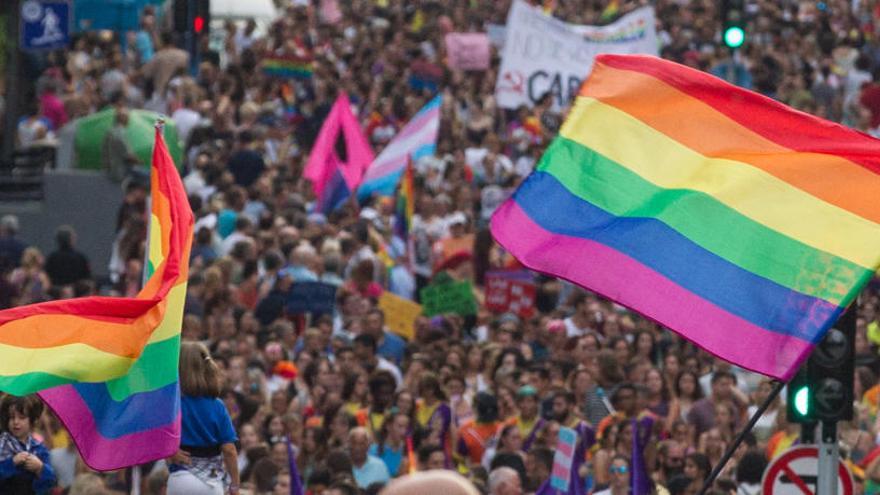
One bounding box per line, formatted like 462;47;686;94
557;440;574;458
39;386;181;471
490;201;813;380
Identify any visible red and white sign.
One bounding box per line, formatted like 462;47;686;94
762;446;853;495
485;271;536;318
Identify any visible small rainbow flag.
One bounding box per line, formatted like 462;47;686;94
491;54;880;380
601;0;620;21
262;55;314;80
394;156;415;242
37;127;194;470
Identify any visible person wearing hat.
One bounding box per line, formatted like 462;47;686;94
434;212;474;272
512;386;545;452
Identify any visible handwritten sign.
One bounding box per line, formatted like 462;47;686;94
378;292;422;341
550;427;578;491
485;271;536;318
420;281;477;317
286;282;336;315
445;33;491;71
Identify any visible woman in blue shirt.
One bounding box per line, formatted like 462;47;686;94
167;342;241;495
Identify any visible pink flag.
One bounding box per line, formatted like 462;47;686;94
304;93;374;212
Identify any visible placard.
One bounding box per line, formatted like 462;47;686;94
378;292;422;340
485;270;536;318
445;32;491;71
420;281;477;317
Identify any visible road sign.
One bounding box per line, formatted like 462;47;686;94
762;446;853;495
21;0;70;51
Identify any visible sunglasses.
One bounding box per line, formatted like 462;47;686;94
610;466;629;475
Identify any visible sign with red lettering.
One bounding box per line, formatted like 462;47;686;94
485;271;536;318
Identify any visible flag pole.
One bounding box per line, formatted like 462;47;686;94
697;379;785;495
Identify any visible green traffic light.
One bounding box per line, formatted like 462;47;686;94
724;27;745;48
794;386;810;416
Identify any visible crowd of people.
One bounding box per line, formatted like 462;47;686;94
5;0;880;494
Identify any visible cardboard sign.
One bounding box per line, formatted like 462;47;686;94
420;281;477;317
378;292;422;341
550;427;578;491
286;282;337;315
485;271;536;318
445;33;491;71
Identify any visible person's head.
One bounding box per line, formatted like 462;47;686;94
474;392;499;423
675;370;704;400
273;469;291;495
488;466;522;495
417;444;447;471
659;440;685;478
608;454;631;491
369;370;396;409
710;371;736;400
418;372;447;402
684;452;711;482
611;383;638;417
551;390;575;422
365;308;385;338
348;427;371;465
526;448;553;489
179;341;223;397
0;395;43;441
0;215;19;236
516;385;539;419
381;471;480;495
498;424;523;452
56;225;76;249
354;333;378;362
735;451;767;485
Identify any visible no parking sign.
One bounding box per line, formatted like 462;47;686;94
762;446;853;495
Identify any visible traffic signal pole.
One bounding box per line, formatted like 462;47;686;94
818;421;838;495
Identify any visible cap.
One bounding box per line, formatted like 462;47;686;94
517;385;538;398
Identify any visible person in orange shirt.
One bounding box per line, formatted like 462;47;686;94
456;392;503;467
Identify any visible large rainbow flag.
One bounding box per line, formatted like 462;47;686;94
491;54;880;380
12;127;192;470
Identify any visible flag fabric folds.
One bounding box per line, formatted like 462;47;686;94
357;95;441;201
304;93;374;213
393;156;415;242
490;54;880;380
38;127;194;470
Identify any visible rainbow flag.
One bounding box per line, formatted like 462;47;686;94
490;54;880;380
600;0;620;21
394;156;415;242
37;128;194;470
262;55;314;80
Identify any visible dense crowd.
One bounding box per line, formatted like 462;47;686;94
5;0;880;494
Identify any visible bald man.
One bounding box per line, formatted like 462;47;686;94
381;470;480;495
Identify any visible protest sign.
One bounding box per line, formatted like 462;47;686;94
420;281;477;317
495;0;657;110
286;282;337;315
485;271;536;318
378;292;422;340
445;33;491;71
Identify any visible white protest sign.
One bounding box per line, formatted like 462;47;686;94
495;0;658;110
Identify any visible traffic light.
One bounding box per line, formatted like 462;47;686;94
721;0;746;49
787;366;813;423
787;305;856;424
193;0;210;36
807;305;855;422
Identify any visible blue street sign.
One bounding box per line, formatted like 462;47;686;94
21;0;70;51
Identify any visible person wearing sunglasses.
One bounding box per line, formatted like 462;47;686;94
593;455;631;495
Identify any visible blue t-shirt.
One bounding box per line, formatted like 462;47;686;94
378;331;406;367
181;396;238;448
369;443;403;477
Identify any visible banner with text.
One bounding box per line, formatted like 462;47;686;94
495;0;657;110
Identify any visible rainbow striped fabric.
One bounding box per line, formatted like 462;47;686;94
491;54;880;380
262;55;314;80
357;95;441;200
394;156;415;241
37;128;193;470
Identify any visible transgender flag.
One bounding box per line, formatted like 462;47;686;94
357;95;441;201
39;128;193;470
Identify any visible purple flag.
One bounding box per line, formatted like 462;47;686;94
286;437;304;495
630;415;655;495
